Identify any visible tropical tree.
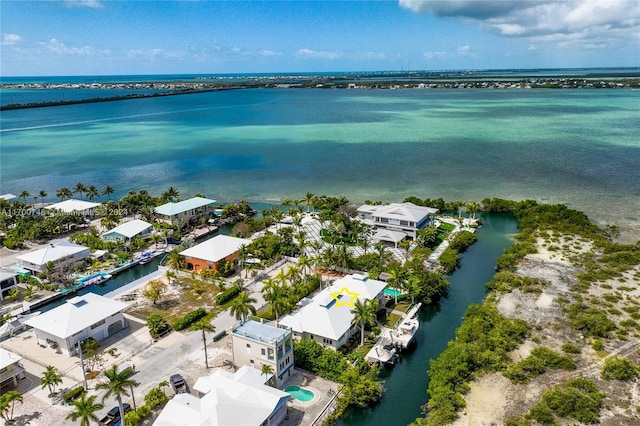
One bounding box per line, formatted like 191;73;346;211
158;380;170;396
298;256;312;283
38;190;48;207
165;269;177;286
162;186;180;203
86;185;99;201
237;245;248;277
102;185;115;200
190;320;215;369
229;292;257;322
19;190;30;203
405;274;422;304
65;392;104;426
165;248;184;271
303;192;316;212
261;364;274;384
351;299;378;346
56;187;73;201
74;182;87;199
142;279;167;305
95;364;140;426
387;265;406;304
0;391;23;423
40;365;63;396
262;279;290;323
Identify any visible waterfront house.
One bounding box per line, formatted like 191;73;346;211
154;197;217;225
232;320;294;386
0;194;17;203
154;366;290;426
16;241;90;274
357;202;438;244
279;274;386;350
44;199;101;216
179;235;251;272
0;270;19;301
0;348;25;389
102;219;152;242
24;293;128;356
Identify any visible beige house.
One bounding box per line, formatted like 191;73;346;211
0;270;19;301
24;293;128;356
232;320;294;387
0;348;26;390
154;197;216;225
16;241;90;274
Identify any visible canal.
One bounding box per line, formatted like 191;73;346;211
339;213;519;426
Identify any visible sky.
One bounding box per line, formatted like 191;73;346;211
1;0;639;76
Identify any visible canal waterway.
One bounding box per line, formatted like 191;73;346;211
34;256;164;314
339;213;519;426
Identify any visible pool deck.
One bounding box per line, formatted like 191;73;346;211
281;369;339;426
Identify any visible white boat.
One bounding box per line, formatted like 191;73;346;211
390;317;419;350
390;302;421;350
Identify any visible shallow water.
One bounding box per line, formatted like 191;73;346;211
1;88;638;239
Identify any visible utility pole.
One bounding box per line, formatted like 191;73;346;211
77;341;88;390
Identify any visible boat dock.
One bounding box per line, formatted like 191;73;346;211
366;302;422;365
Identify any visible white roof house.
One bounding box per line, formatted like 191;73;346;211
0;348;25;387
154;366;290;426
0;194;18;202
154;197;217;224
24;293;128;356
0;270;19;301
16;241;90;273
180;235;251;272
357;202;438;241
45;199;101;215
102;219;152;241
279;274;387;349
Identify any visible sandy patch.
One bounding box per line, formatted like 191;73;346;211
453;374;510;426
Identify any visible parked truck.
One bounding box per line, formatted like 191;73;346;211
99;403;131;426
170;374;189;394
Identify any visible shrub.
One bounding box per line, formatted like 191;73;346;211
561;342;581;354
566;303;616;337
171;308;207;331
146;314;170;337
62;386;85;403
215;285;241;305
601;357;638;381
438;247;459;273
144;386;169;409
449;230;478;253
540;377;604;424
504;347;575;384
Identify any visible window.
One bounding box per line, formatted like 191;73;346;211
90;319;105;329
261;348;266;356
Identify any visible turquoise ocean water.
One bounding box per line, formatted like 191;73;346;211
1;86;639;239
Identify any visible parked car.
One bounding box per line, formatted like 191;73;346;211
99;403;131;426
170;374;188;394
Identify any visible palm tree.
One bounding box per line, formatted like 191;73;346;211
351;299;378;347
262;279;290;323
0;390;23;423
261;364;274;384
66;393;104;426
102;185;115;200
19;190;30;203
466;201;480;220
405;274;422;304
165;248;184;271
165;269;177;286
303;192;316;212
74;182;87;199
86;185;99;201
40;365;63;395
162;186;180;203
158;380;170;396
95;364;140;426
190;320;215;369
38;190;48;207
387;265;406;304
298;256;312;283
57;187;73;201
229;292;257;322
237;245;248;277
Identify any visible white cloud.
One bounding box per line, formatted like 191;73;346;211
126;48;186;61
260;50;283;57
64;0;104;8
295;48;341;60
423;45;478;60
1;33;22;46
45;38;93;56
400;0;640;49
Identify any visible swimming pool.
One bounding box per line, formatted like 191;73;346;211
384;288;402;297
284;386;315;402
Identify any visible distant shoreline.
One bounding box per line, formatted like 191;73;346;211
2;73;639;111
